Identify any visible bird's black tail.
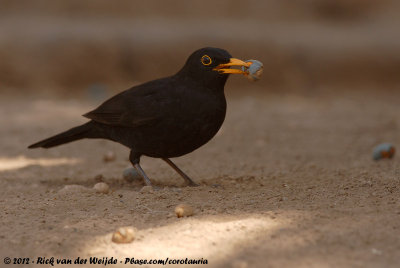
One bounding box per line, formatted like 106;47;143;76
28;122;93;149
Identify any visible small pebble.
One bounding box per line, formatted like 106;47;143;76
123;167;142;182
93;182;109;194
175;204;194;218
140;186;153;193
241;59;263;81
103;151;116;162
372;143;395;160
111;227;136;244
371;248;382;255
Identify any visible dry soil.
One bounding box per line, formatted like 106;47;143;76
1;88;400;267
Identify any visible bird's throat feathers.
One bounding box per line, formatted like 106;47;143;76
176;68;229;92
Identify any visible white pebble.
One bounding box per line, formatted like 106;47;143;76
175;204;194;218
371;248;382;255
140;186;153;193
93;182;109;194
111;227;136;244
103;151;116;162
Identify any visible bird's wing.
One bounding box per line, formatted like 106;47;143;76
83;79;170;128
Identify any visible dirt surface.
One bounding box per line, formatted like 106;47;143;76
1;88;400;267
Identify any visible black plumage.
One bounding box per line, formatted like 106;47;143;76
28;47;252;186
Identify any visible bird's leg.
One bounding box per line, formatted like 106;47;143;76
162;158;198;186
133;163;152;186
129;151;152;186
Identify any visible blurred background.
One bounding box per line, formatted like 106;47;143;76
1;0;399;97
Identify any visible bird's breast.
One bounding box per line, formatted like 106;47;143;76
139;90;226;158
171;92;226;147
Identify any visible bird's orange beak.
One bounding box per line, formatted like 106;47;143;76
213;58;252;74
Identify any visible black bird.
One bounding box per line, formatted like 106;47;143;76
28;47;252;186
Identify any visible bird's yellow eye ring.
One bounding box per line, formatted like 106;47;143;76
201;55;212;66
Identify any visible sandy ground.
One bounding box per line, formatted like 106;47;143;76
1;88;400;267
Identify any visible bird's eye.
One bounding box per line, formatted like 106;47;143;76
201;55;212;66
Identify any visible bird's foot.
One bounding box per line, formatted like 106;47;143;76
162;158;199;187
186;181;199;187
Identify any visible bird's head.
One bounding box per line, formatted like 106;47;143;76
177;47;251;90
